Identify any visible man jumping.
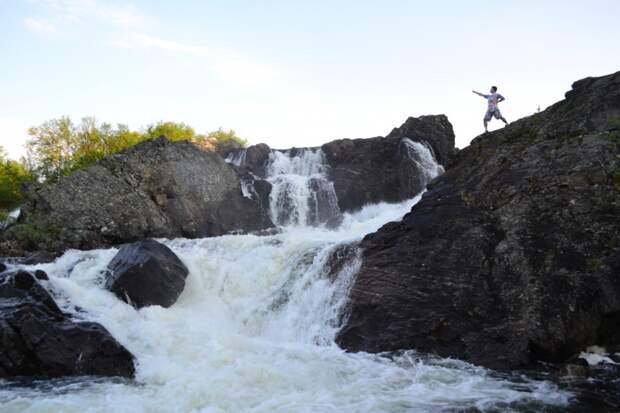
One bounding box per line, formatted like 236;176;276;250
473;86;508;132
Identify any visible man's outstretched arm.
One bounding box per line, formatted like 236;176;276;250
472;90;487;97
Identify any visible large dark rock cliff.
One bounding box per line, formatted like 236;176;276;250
227;115;455;214
337;70;620;371
3;137;274;253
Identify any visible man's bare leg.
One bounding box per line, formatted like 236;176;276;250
500;116;508;126
484;119;489;132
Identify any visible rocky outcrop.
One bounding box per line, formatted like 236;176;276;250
226;115;455;213
0;270;135;378
322;115;452;212
386;114;456;165
4;137;274;253
337;70;620;370
105;239;189;308
226;143;271;177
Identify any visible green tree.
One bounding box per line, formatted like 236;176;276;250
26;117;77;182
26;117;149;182
0;146;34;213
24;117;249;185
144;121;197;142
106;124;144;153
206;127;247;147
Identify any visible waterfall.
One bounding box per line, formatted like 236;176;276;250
1;143;570;413
225;149;247;167
402;138;445;183
266;149;341;227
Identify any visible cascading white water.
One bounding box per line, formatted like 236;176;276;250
225;149;247;167
0;144;571;413
402;138;445;182
266;149;341;227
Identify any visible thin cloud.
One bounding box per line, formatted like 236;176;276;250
23;17;57;34
112;33;209;56
27;0;146;28
93;3;145;27
113;33;275;85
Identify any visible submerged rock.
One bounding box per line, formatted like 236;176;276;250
337;70;620;371
0;270;135;378
5;137;274;253
105;239;189;309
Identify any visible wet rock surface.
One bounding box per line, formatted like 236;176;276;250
386;114;456;165
227;115;455;214
322;115;453;213
338;70;620;372
105;239;189;309
0;270;135;378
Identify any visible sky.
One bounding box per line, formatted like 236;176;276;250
1;0;620;159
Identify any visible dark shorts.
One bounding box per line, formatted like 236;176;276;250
484;108;502;122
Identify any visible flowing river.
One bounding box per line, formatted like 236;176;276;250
0;141;571;412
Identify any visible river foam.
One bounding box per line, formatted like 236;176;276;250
0;140;571;412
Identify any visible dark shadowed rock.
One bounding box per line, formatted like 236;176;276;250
386;114;456;165
337;70;620;371
33;269;48;280
322;115;453;212
0;270;135;378
244;143;272;177
230;115;454;215
5;137;274;253
105;239;189;308
235;166;272;220
215;139;243;158
226;143;272;177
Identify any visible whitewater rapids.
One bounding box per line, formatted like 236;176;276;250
0;143;570;413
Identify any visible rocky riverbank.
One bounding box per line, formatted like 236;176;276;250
337;70;620;374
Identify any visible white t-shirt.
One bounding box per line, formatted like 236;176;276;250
485;93;504;110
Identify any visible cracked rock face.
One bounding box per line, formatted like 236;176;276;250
5;137;273;253
337;70;620;371
0;270;135;378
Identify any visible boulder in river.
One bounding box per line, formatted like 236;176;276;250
0;270;135;378
337;70;620;371
105;239;189;309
